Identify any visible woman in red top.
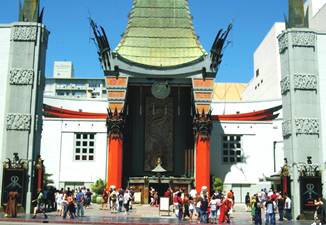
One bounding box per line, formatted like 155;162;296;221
218;193;233;223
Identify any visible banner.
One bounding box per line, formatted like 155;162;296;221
1;168;27;206
300;176;322;211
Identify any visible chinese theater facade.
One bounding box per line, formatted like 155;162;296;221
90;0;231;198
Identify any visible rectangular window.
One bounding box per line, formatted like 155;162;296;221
74;133;96;161
222;134;243;164
256;69;259;77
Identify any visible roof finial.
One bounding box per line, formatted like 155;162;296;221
286;0;309;28
19;0;44;23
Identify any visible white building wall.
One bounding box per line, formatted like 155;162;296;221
310;4;326;32
242;23;285;101
307;0;326;17
210;99;284;202
317;34;326;165
41;120;63;188
41;119;107;189
0;26;11;165
41;97;108;189
53;61;74;79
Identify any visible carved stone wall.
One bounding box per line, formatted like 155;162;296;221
282;120;292;137
278;31;316;53
279;33;289;53
295;118;319;135
6;113;31;131
281;76;290;95
9;69;34;85
294;74;317;90
11;26;37;41
291;32;316;47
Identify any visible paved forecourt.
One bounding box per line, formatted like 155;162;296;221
0;204;314;224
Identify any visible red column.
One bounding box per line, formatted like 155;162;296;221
107;136;123;189
195;135;210;194
37;168;43;192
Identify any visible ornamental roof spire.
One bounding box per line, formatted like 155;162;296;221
286;0;309;28
19;0;44;23
114;0;207;68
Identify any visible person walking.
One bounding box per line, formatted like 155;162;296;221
32;191;48;219
63;194;75;219
265;197;276;225
110;189;118;213
200;194;209;223
209;195;218;224
76;189;84;217
123;189;131;214
84;189;92;208
277;194;285;221
254;195;262;225
245;192;251;212
4;189;18;218
183;194;190;220
284;194;292;221
118;189;124;212
177;191;183;222
312;196;324;225
101;188;108;210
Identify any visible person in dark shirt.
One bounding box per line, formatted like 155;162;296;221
277;195;285;221
245;192;251;211
200;195;208;223
84;189;92;208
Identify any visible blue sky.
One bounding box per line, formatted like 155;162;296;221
0;0;288;82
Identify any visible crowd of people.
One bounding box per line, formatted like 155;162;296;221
32;187;93;219
4;184;326;225
100;187;135;214
245;189;292;225
246;188;326;225
154;186;235;224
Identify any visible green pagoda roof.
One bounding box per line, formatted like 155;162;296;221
114;0;208;68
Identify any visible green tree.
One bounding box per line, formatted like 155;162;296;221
212;177;223;192
91;179;106;195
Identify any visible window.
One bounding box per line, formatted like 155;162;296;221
74;133;95;161
222;135;243;164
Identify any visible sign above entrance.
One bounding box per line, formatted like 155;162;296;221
151;82;171;99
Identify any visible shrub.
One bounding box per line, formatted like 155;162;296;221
213;177;223;192
91;179;105;195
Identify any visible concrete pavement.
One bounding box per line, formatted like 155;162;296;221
0;204;314;224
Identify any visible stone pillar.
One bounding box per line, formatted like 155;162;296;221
106;109;124;189
0;22;48;213
278;29;321;217
193;111;212;194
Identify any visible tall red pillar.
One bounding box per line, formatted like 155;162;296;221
107;136;123;189
195;135;210;194
106;109;124;189
193;110;212;194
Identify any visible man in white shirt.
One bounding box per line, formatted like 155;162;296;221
189;188;197;199
284;194;292;221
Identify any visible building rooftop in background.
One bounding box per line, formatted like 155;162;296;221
53;61;74;79
213;83;247;102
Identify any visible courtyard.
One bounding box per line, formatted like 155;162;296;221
0;204;314;225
